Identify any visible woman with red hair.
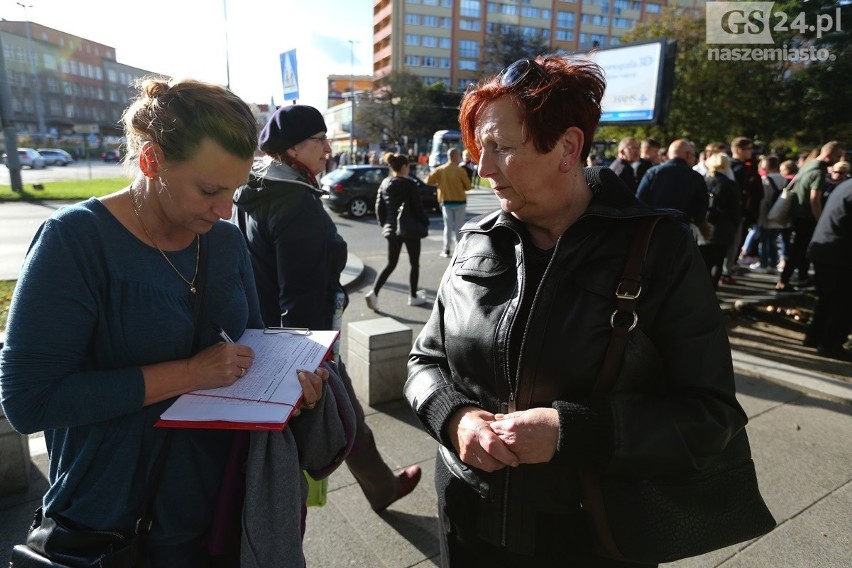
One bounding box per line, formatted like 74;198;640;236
404;56;758;566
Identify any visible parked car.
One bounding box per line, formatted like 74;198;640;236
2;148;46;169
320;164;439;218
37;148;75;166
101;149;122;162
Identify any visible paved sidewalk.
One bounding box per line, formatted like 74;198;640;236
2;213;851;566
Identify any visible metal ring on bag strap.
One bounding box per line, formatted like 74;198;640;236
611;282;642;331
610;309;639;332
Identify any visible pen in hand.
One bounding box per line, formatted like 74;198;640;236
214;324;235;344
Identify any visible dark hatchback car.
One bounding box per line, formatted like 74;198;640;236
320;165;439;218
101;149;122;162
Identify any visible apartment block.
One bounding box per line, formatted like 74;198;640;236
373;0;704;92
0;20;161;145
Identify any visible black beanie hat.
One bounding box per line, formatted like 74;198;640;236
258;105;327;154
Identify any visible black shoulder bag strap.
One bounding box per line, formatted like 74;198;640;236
136;232;209;542
765;175;780;205
582;215;664;558
595;215;664;394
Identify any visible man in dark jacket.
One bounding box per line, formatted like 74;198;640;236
804;177;852;361
608;136;640;193
633;137;661;185
729;137;764;267
636;139;710;239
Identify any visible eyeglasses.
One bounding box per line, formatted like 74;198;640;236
306;134;329;145
497;58;547;89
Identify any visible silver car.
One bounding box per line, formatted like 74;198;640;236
2;148;46;169
37;148;75;166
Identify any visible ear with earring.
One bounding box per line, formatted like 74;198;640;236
140;144;160;179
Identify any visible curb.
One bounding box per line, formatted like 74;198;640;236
340;253;365;291
731;349;852;405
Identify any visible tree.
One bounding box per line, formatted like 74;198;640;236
783;0;852;143
480;26;550;77
356;71;461;150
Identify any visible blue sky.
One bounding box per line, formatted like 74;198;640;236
6;0;375;109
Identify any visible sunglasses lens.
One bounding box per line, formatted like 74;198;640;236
499;59;532;87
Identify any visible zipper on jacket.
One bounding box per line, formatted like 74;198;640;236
499;233;560;548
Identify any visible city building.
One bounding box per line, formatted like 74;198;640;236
0;20;271;155
372;0;704;92
325;74;375;157
0;20;157;151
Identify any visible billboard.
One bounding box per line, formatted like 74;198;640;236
586;39;676;126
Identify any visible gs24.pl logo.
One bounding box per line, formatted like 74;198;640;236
706;2;843;45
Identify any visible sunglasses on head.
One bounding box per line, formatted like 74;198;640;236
497;58;547;88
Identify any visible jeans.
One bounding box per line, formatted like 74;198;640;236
757;227;781;268
741;223;760;257
441;203;466;253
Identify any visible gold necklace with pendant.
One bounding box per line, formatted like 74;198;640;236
130;196;200;295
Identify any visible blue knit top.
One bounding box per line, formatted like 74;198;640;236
0;197;262;545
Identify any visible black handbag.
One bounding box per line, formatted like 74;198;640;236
395;199;428;239
10;430;172;568
580;216;776;564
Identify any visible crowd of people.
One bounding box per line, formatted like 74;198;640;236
606;135;849;361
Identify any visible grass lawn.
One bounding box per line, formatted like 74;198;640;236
1;180;127;333
1;279;14;334
1;181;126;333
0;178;126;201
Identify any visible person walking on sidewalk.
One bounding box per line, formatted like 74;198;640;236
232;105;421;512
365;152;430;310
776;140;845;292
428;147;472;257
804;177;852;361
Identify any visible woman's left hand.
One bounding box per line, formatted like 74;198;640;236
489;408;560;464
293;366;330;416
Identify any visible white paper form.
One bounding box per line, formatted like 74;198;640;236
158;329;339;427
193;329;338;404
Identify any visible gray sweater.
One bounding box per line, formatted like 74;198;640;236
241;360;355;568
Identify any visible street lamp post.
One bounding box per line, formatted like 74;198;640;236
347;40;357;159
222;0;231;90
17;2;46;144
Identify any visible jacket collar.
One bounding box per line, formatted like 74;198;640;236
465;167;666;234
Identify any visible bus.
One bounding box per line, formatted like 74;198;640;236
428;129;462;168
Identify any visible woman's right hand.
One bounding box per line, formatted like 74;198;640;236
141;342;256;406
186;342;256;391
449;406;519;472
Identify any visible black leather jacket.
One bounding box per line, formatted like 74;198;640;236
405;168;747;554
